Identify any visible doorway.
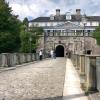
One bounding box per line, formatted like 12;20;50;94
55;45;64;57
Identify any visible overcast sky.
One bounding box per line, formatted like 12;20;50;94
6;0;100;20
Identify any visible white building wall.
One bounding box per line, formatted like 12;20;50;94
39;22;46;27
53;22;58;26
92;22;99;26
33;22;39;27
30;21;99;27
29;22;33;27
31;22;66;27
79;21;99;26
86;22;90;26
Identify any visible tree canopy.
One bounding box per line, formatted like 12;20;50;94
0;0;21;53
20;18;43;53
93;25;100;45
0;0;44;53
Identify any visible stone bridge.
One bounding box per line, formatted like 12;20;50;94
0;53;100;100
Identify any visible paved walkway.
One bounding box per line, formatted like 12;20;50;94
0;58;66;100
0;58;89;100
63;59;88;100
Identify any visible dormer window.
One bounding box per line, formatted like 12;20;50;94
50;14;54;20
66;12;71;20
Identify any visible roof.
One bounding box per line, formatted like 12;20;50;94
30;15;66;22
29;15;100;22
86;16;100;21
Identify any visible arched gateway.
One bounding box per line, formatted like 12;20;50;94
55;45;64;57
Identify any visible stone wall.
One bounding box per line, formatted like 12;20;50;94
44;36;85;55
0;53;41;67
85;37;100;54
37;36;100;55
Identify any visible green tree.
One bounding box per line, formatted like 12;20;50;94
20;21;43;53
23;17;28;32
93;25;100;45
29;26;43;49
30;27;43;36
0;0;21;53
20;18;30;53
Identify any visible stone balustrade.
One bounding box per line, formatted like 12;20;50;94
71;54;100;92
0;53;41;67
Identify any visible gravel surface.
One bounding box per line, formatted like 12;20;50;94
0;58;66;100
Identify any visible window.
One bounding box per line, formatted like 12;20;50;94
47;33;50;36
66;12;71;20
50;15;54;20
76;30;82;36
47;30;50;36
87;30;90;33
90;22;92;26
35;23;39;27
50;22;53;26
45;23;47;26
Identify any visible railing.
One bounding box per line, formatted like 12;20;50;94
71;54;100;92
0;53;47;68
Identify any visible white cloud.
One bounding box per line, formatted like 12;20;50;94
6;0;100;20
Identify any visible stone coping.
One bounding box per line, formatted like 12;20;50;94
73;54;100;57
85;55;100;57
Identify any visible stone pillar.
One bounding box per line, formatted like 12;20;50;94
35;53;39;60
17;53;21;65
30;53;33;62
79;54;85;75
22;53;25;63
85;56;90;91
77;55;80;70
1;53;12;67
10;53;15;67
85;55;97;91
19;53;22;64
0;54;2;67
13;53;17;65
1;53;8;67
24;53;27;63
16;53;20;65
96;57;100;91
25;53;31;62
32;54;35;61
6;53;12;67
21;53;24;63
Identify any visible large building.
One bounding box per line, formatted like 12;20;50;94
29;9;100;57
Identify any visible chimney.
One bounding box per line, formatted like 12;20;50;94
76;9;81;15
56;9;60;16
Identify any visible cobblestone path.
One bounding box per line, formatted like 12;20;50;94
0;58;66;100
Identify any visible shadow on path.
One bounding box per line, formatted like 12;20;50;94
31;93;86;100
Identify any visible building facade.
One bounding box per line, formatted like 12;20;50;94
29;9;100;57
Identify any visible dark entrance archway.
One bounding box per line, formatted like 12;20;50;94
55;45;64;57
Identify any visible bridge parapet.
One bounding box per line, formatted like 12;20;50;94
0;53;41;68
71;54;100;92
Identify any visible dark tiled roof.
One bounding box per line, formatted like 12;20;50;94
86;16;100;21
30;15;100;22
30;17;50;22
30;15;66;22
